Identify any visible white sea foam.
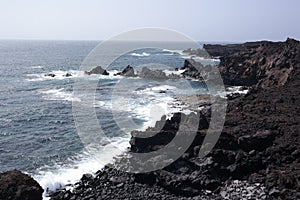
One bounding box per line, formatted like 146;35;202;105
162;48;219;64
130;52;150;57
130;85;183;130
162;49;184;55
163;69;185;76
41;88;81;102
26;70;83;81
217;86;249;98
26;69;123;82
29;65;43;69
34;136;130;199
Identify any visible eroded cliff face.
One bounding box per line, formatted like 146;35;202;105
210;38;300;89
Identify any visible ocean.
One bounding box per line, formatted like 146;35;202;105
0;40;219;196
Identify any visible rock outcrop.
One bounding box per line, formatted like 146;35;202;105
84;66;109;75
214;38;300;88
0;170;43;200
116;65;135;77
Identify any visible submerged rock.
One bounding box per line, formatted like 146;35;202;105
44;73;56;77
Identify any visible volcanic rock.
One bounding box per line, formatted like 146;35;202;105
118;65;135;77
84;66;109;75
139;67;168;80
0;170;43;200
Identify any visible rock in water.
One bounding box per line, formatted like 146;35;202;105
120;65;135;77
44;73;56;77
84;66;109;75
0;170;43;200
139;67;168;80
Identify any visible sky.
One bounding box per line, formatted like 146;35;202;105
0;0;299;42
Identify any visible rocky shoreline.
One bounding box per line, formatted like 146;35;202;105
2;38;300;200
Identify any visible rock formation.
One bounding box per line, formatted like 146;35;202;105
84;66;109;75
116;65;135;77
209;38;300;89
139;67;168;80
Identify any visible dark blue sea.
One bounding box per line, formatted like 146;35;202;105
0;40;220;197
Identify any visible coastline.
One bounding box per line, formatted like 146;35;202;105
2;38;300;200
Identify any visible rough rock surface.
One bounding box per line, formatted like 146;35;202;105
50;38;300;200
0;170;43;200
139;67;168;80
215;38;300;88
84;66;109;75
116;65;136;77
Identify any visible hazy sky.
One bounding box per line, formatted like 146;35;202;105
0;0;299;42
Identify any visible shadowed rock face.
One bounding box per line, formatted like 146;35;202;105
0;170;43;200
211;38;300;89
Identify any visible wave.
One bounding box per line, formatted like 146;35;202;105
41;88;81;102
162;49;184;55
163;69;185;76
162;48;220;64
131;85;182;129
130;52;150;57
26;70;83;81
29;65;44;69
26;69;123;82
34;136;130;199
216;86;249;98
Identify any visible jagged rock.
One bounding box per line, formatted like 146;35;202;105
0;170;43;200
118;65;135;77
84;66;109;75
180;59;203;79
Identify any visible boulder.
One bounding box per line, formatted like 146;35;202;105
0;170;43;200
